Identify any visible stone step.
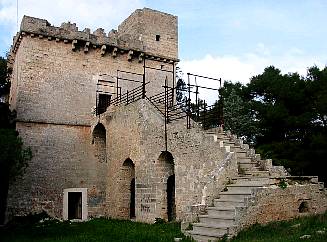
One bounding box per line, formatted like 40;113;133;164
192;223;231;236
187;230;224;242
214;199;244;207
199;215;235;227
235;151;247;158
232;177;271;186
217;134;228;139
246;167;262;172
238;162;258;169
207;206;236;217
226;184;263;193
205;131;217;135
244;170;270;177
238;157;252;162
219;139;234;145
219;191;252;200
204;134;216;142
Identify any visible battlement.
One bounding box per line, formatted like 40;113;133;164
8;8;178;65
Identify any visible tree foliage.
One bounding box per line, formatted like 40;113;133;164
175;66;187;105
0;56;9;96
223;88;258;144
221;65;327;184
0;55;32;224
0;127;32;183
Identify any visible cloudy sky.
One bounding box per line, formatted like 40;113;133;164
0;0;326;84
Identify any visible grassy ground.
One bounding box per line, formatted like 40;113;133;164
1;212;326;242
228;212;327;242
0;214;193;242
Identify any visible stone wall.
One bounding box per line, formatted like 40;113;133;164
118;8;178;59
235;181;327;234
6;122;108;220
6;8;178;222
99;99;233;222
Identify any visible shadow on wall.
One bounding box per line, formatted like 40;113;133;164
121;158;135;219
158;151;175;221
92;123;106;163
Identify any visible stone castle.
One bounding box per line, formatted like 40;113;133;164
6;8;327;241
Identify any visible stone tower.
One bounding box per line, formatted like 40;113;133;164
6;8;327;241
6;8;178;221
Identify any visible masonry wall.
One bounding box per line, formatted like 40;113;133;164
118;8;178;59
97;103;143;219
6;122;107;219
235;183;327;233
7;9;177;221
101;100;228;222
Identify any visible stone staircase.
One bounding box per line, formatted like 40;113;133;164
186;129;283;242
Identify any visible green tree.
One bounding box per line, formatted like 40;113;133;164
0;104;32;224
217;66;327;184
0;56;9;96
244;66;327;183
175;66;187;105
0;55;32;224
223;89;258;144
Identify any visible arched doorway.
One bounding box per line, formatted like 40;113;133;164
157;151;175;221
130;178;135;218
167;174;175;221
92;123;106;163
120;158;135;219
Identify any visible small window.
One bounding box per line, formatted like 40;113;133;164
298;201;309;213
97;94;111;115
156;34;160;41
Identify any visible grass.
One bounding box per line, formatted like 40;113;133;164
1;212;326;242
228;211;327;242
0;213;193;242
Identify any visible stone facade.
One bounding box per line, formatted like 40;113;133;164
5;8;327;240
6;8;178;222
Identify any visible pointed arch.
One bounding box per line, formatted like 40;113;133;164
120;158;136;219
157;151;175;221
92;123;106;163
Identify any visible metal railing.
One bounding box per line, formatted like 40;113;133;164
110;82;150;106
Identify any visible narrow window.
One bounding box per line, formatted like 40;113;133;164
299;201;309;213
156;34;160;41
97;94;111;115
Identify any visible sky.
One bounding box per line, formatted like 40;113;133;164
0;0;326;85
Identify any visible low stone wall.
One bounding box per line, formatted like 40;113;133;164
235;179;327;234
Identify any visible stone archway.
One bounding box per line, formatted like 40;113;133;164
92;123;106;163
120;158;135;219
157;151;175;221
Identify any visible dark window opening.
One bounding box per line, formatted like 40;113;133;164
130;178;136;219
156;35;160;41
68;192;82;219
167;174;175;221
299;201;309;213
97;94;111;115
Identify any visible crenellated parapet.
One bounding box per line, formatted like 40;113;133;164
8;9;178;71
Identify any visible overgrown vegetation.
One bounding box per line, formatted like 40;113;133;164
227;211;327;242
0;213;193;242
0;56;9;96
0;55;32;224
